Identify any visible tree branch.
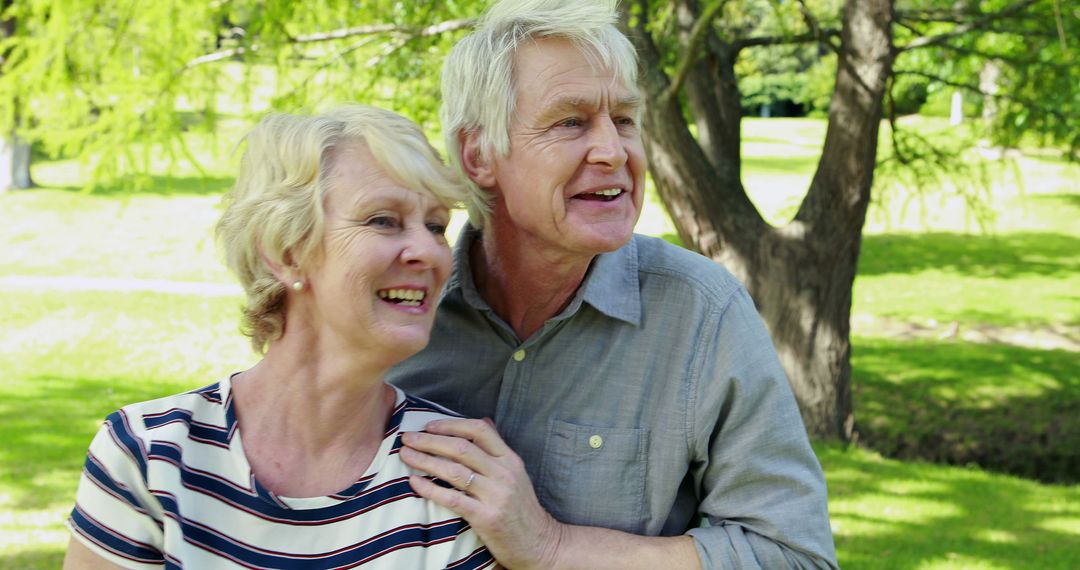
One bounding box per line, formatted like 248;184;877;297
294;18;475;44
661;0;724;104
895;69;1071;122
930;42;1067;70
732;31;835;51
794;0;839;53
900;0;1039;52
184;18;475;70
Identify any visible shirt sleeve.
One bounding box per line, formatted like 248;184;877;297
65;411;166;569
686;288;839;569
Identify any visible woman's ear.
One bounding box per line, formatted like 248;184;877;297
258;243;300;288
459;130;495;188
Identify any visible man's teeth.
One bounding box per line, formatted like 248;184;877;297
378;289;425;306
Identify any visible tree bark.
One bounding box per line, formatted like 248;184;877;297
626;0;893;440
0;134;33;192
0;0;32;193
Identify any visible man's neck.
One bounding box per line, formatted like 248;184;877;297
471;228;593;341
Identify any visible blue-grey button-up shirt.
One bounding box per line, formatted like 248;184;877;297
388;228;838;569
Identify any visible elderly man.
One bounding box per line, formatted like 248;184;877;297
390;0;838;568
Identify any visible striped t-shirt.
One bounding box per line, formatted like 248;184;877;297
66;376;494;569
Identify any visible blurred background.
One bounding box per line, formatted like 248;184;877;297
1;1;1077;567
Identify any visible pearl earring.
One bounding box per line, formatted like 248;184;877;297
291;280;304;291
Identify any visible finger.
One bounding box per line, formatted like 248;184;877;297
422;418;513;457
399;445;483;493
408;474;485;518
401;430;493;474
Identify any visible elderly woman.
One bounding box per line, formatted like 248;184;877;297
62;105;494;569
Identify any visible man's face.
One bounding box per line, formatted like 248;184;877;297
486;37;646;260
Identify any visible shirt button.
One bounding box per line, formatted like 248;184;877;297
589;435;604;449
512;349;526;362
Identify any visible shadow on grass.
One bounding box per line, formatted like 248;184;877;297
0;375;185;512
858;232;1080;278
51;174;233;197
818;443;1080;569
1030;192;1080;209
852;337;1080;484
742;154;820;175
0;548;65;570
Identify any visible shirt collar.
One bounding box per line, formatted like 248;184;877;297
445;224;641;327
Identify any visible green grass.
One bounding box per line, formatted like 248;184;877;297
851;337;1079;483
3;116;1078;568
856;230;1080;327
820;444;1080;569
0;290;255;568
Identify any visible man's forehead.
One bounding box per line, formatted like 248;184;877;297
540;90;642;113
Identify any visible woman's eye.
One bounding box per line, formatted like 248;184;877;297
365;216;399;229
558;117;584;128
615;116;636;127
426;222;448;236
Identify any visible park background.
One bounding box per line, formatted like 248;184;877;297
0;1;1077;568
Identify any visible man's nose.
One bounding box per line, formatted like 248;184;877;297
586;116;629;169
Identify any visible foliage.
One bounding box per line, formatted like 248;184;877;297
891;0;1079;156
0;0;473;183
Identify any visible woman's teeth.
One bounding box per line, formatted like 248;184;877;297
378;289;425;306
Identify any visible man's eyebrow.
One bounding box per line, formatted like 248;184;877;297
537;93;643;120
613;93;643;111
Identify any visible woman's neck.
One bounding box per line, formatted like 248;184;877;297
230;333;397;497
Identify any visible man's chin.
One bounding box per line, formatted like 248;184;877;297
570;226;635;255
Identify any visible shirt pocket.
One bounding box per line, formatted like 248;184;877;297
537;419;650;534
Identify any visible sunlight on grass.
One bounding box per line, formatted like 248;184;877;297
852;337;1079;484
819;444;1080;569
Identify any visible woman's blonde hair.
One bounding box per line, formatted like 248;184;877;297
216;104;465;353
440;0;639;228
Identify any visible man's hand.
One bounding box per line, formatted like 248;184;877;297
400;418;565;570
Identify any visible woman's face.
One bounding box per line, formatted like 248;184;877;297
301;144;452;364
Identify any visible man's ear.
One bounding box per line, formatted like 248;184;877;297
459;130;496;188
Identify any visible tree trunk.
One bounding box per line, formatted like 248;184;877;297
0;0;31;193
0;134;33;192
626;0;894;440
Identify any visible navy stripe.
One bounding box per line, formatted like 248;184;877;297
82;452;158;522
403;394;464;418
143;408;233;448
147;444;421;525
105;410;148;480
384;400;407;438
70;505;164;564
330;473;376;500
164;552;183;569
446;545;496;570
190;382;222;403
179;517;469;569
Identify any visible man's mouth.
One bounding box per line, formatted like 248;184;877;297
574;188;624;202
377;288;426;307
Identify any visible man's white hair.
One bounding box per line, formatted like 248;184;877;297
441;0;639;228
